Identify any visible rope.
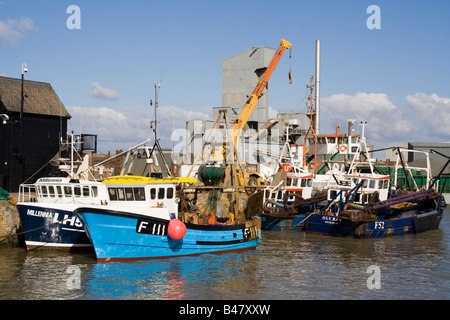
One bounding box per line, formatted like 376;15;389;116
0;215;77;244
282;210;318;230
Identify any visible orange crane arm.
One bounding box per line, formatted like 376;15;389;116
231;39;292;144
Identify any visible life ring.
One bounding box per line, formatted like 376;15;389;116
340;145;347;152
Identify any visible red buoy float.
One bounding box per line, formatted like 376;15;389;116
168;219;186;240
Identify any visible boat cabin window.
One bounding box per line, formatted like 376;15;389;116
108;187;146;201
64;186;72;197
369;180;376;189
378;180;389;189
158;188;165;200
108;188;118;200
149;187;174;201
91;186;98;197
117;188;125;200
41;186;48;197
327;137;335;143
56;186;63;197
74;186;81;197
48;186;55;197
133;188;145;201
125;188;134;201
167;187;174;199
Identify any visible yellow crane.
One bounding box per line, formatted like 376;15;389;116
200;39;292;189
229;39;292;149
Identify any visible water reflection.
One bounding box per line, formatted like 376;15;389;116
82;251;261;300
0;249;92;299
0;211;449;300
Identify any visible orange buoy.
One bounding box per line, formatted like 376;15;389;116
168;219;186;240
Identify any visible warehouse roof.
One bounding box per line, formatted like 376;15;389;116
0;76;71;118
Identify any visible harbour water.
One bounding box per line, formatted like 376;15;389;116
1;209;449;301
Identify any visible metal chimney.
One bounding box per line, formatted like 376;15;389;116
315;40;321;134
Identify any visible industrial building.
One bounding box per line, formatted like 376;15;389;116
186;44;315;165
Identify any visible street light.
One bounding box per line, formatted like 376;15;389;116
20;62;27;185
0;114;9;125
20;63;27;123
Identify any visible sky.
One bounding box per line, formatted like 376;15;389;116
1;0;450;156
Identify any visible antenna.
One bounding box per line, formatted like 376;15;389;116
150;81;161;142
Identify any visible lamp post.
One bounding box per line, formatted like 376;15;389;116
20;62;27;185
20;63;27;145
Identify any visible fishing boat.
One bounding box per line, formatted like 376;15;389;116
259;166;322;231
303;147;447;238
303;183;445;237
16;134;104;250
258;121;368;231
16;134;151;251
75;175;261;261
17;177;103;250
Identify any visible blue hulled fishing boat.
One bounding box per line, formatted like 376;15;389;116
303;144;448;238
75;175;261;261
303;184;445;238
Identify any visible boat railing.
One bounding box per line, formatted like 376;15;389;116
262;181;284;204
18;184;37;203
321;181;364;215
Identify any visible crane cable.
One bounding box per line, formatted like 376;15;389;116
288;47;293;84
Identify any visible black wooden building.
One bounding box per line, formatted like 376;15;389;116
0;76;71;191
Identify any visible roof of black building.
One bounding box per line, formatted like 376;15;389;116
0;76;71;118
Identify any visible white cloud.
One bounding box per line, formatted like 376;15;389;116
405;93;450;138
67;105;210;153
321;92;412;147
67;92;450;155
320;92;450;149
90;82;121;100
0;17;37;48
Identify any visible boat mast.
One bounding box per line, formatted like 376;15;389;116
148;81;173;177
151;81;161;143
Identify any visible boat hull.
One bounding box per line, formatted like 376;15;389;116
17;203;92;250
304;210;443;238
76;208;261;261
